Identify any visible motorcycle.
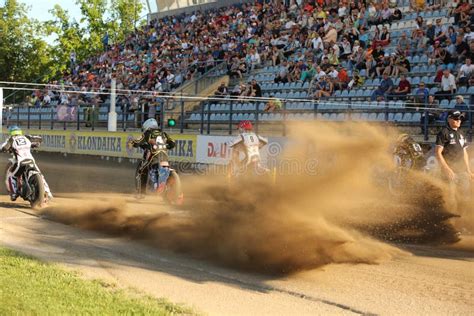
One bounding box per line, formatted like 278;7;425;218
135;149;184;205
3;138;52;208
387;135;429;196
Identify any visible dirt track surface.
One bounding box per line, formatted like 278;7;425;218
1;197;473;316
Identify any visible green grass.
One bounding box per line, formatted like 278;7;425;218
0;247;194;315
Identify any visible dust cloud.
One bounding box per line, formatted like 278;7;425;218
39;123;470;275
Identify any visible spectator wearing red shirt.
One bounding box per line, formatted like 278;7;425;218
390;74;411;100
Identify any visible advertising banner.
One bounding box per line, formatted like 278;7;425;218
9;129;197;163
56;105;78;122
196;135;234;165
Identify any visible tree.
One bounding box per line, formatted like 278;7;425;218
110;0;144;42
46;0;145;71
0;0;52;82
0;0;146;85
44;4;85;77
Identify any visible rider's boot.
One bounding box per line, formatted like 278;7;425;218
8;176;18;201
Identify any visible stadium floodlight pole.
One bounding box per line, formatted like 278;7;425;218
108;79;117;132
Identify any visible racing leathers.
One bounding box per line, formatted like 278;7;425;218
130;129;175;195
229;131;268;175
1;135;51;200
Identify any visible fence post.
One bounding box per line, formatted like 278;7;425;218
161;99;166;130
229;102;233;135
108;78;117;131
38;108;42;130
50;106;54;130
348;102;352;121
255;101;259;135
27;106;31;130
91;105;95;131
180;95;184;134
207;104;211;135
282;101;287;137
77;105;80;130
200;102;205;134
423;95;429;141
122;103;124;132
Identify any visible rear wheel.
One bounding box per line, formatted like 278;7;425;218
165;170;183;205
29;173;45;209
4;162;13;195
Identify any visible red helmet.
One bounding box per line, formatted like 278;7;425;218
238;120;253;131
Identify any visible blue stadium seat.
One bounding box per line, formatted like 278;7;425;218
402;113;412;122
429;87;438;95
458;86;467;95
376;113;386;121
411;77;421;85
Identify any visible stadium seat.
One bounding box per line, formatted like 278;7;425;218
402;113;412;122
458;86;467;95
448;99;457;109
393;113;403;121
440;99;449;108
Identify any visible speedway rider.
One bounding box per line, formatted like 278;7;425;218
229;120;268;175
1;126;52;201
129;118;175;197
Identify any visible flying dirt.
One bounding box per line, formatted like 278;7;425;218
34;123;472;275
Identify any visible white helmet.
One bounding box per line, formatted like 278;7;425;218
143;118;159;131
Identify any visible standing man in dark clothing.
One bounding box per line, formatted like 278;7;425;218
436;110;473;180
435;110;473;207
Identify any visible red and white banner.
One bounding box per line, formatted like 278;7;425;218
196;135;287;165
196;136;234;164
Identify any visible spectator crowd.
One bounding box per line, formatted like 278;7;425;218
19;0;473;130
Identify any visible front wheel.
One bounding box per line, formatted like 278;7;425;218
29;173;45;209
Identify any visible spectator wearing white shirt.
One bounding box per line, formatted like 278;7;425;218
42;94;51;106
457;58;474;85
435;69;457;101
249;49;261;70
327;65;339;79
340;37;352;60
310;33;323;54
463;26;474;42
314;66;327;81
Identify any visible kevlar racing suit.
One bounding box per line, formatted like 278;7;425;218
0;135;49;200
131;129;175;195
229;131;268;174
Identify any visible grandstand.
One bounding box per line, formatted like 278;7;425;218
1;0;473;139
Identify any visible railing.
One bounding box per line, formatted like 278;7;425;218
3;97;472;141
173;61;228;96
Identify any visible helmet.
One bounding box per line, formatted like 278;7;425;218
8;126;22;136
143;118;159;131
238;120;253;132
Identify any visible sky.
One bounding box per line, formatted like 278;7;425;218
19;0;152;44
20;0;83;22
